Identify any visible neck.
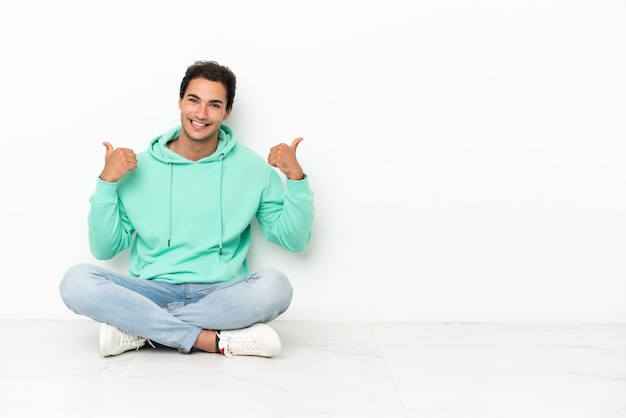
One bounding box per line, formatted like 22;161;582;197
168;135;218;161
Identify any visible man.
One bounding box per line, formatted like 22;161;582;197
60;60;314;358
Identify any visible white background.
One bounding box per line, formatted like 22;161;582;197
0;0;624;322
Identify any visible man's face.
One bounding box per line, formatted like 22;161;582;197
178;77;231;143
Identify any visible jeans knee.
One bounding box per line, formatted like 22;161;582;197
259;267;294;311
262;266;292;288
59;263;92;307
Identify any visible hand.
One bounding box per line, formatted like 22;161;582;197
99;142;137;183
267;137;304;180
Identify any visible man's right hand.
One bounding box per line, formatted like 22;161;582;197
99;142;138;183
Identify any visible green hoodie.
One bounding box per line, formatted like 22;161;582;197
88;125;314;284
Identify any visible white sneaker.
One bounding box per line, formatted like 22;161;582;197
98;322;147;357
217;323;282;358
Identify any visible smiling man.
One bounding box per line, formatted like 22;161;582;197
60;61;314;358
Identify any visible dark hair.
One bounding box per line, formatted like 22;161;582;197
179;61;236;112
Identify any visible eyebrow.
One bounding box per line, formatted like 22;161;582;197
185;93;224;105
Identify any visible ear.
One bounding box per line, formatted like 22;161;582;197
223;108;232;120
178;97;183;110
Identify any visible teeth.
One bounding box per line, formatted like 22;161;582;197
191;120;207;127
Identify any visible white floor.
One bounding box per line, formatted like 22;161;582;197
0;320;624;417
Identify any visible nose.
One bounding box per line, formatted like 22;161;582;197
197;105;209;120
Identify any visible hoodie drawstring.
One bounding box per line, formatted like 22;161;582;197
165;155;224;256
168;162;173;247
218;153;224;255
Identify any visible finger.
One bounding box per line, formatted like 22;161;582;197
102;141;114;157
290;137;304;152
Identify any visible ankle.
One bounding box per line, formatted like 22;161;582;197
193;329;219;353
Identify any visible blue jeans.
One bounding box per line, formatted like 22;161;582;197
59;263;293;353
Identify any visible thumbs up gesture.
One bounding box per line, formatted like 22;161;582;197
99;142;138;183
268;137;305;180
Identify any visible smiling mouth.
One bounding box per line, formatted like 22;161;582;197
190;120;209;128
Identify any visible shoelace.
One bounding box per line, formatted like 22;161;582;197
220;335;260;356
119;332;155;350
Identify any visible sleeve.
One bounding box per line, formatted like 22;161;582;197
255;171;314;252
87;178;135;260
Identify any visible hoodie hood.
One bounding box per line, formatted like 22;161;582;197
147;124;237;164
